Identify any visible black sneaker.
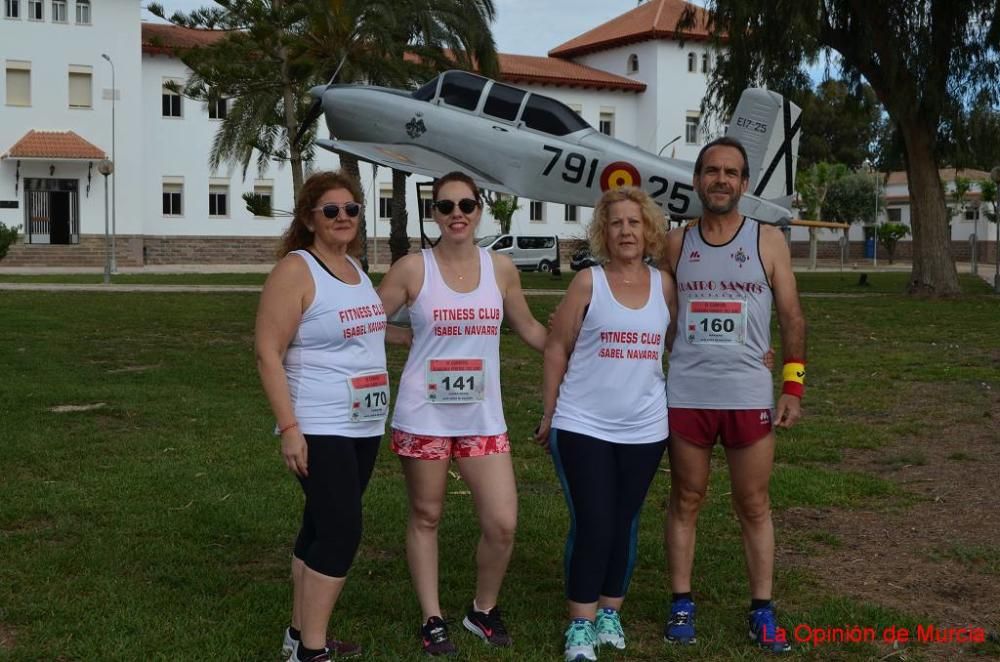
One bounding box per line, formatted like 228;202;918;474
462;604;513;647
421;616;458;656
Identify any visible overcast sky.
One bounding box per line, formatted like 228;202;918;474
145;1;681;57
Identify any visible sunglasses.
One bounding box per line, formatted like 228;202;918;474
432;198;479;215
312;202;361;219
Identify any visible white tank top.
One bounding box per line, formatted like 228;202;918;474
392;248;506;436
552;266;670;444
283;250;388;437
667;219;774;409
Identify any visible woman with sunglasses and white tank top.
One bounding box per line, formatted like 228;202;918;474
255;171;411;662
378;171;547;656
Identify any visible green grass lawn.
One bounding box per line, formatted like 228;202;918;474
1;276;997;660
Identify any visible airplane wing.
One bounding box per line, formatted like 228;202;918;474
316;139;514;195
738;194;794;227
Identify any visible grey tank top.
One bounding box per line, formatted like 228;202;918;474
666;218;774;409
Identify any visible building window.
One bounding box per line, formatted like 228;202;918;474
378;188;392;219
421;194;433;220
599;110;614;137
685;113;700;144
5;1;19;18
964;205;979;221
68;66;92;108
162;182;183;216
687;52;696;73
627;54;638;73
209;184;228;217
51;0;65;21
208;96;228;120
26;0;40;19
701;53;709;73
5;61;30;106
75;0;89;24
564;205;577;222
162;81;182;117
252;183;273;217
887;208;902;223
530;200;544;222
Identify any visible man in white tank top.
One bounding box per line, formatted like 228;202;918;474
662;138;807;653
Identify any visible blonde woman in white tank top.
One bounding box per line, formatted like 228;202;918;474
535;188;677;662
378;172;547;655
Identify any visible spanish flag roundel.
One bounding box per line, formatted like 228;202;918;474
599;162;641;191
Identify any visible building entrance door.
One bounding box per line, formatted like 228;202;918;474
50;191;71;244
24;179;79;244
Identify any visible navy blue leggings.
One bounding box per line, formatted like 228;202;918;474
551;429;667;603
293;434;381;578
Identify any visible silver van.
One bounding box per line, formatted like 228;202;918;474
477;234;560;272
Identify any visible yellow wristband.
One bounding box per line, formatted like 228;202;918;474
782;362;805;384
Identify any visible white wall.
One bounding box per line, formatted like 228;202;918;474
0;1;142;237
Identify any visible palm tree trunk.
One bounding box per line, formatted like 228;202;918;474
275;0;304;199
808;227;817;270
340;155;367;268
390;169;410;263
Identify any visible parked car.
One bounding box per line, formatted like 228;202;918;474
570;247;656;271
477;234;561;273
570;247;600;271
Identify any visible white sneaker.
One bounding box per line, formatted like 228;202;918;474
281;627;297;661
564;618;597;662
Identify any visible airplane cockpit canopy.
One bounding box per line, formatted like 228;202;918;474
412;70;591;137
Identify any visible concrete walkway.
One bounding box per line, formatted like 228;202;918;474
0;259;997;293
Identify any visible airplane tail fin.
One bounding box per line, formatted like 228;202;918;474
725;89;801;208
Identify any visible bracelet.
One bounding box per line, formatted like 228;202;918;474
781;360;806;398
278;421;299;434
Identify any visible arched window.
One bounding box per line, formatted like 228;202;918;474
628;54;639;73
702;53;709;73
687;52;696;73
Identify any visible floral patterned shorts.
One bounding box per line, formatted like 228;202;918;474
390;429;510;460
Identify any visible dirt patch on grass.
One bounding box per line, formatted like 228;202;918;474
0;623;16;650
777;384;1000;652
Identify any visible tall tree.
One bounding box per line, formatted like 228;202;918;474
796;162;848;268
681;1;1000;295
791;80;881;171
822;172;883;227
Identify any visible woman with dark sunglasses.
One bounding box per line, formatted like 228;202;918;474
378;171;547;656
255;170;408;662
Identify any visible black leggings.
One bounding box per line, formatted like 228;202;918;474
293;434;381;578
551;429;667;603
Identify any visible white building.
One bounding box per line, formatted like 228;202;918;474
0;0;727;266
10;0;978;267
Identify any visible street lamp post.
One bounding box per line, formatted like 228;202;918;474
991;166;1000;293
98;159;114;284
101;53;117;273
871;165;879;268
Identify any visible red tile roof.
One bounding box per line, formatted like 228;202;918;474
142;23;227;56
3;131;107;160
140;25;644;91
886;168;992;186
549;0;712;59
498;53;645;91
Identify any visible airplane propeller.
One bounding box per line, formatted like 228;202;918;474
291;54;349;148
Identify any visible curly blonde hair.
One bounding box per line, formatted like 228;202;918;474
586;187;667;264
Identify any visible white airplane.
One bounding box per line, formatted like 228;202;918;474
309;70;801;225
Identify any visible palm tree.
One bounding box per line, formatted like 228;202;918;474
150;0;498;265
